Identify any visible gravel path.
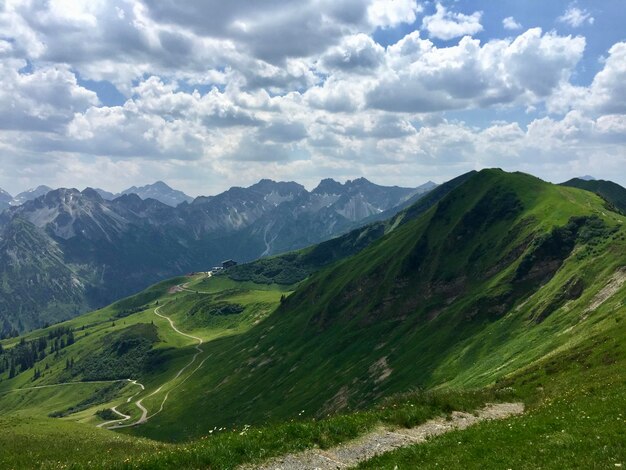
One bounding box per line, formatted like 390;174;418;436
250;402;524;469
103;298;206;429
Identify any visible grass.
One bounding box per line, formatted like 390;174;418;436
0;387;509;469
0;413;166;469
0;272;294;441
358;317;626;469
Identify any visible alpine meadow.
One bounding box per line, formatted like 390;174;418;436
1;1;625;469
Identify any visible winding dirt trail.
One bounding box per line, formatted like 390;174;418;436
2;378;146;427
248;402;524;470
2;279;209;431
103;283;207;430
0;379;132;395
96;406;131;428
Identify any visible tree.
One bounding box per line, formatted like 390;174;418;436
9;362;16;379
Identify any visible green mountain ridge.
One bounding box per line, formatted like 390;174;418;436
0;169;625;468
139;169;624;440
560;177;626;214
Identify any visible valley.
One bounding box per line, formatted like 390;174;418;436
0;169;624;469
0;178;429;334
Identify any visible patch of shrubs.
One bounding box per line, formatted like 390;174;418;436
72;323;162;381
228;257;309;285
516;216;610;281
188;300;245;317
115;306;145;318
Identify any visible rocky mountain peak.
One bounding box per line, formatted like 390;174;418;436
312;178;343;195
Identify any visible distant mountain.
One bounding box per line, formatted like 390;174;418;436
0;188;11;212
90;182;192;206
0;177;433;332
578;175;596;181
120;181;193;207
227;174;470;285
311;177;421;221
0;218;87;333
10;185;53;206
93;188;117;200
560;178;626;214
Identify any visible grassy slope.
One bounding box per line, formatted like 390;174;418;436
561;177;626;214
126;169;626;442
0;274;291;430
359;306;626;469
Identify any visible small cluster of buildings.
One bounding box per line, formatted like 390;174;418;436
206;259;238;275
189;260;238;277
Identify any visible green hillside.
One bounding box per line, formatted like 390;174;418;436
136;169;624;440
561;177;626;214
224;170;477;285
1;169;625;468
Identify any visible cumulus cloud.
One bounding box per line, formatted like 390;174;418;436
502;16;522;30
319;34;385;74
585;42;626;114
367;0;422;28
421;3;483;40
367;28;585;112
545;42;626;115
558;4;594;28
304;78;365;113
138;0;404;64
257;121;308;143
0;60;98;132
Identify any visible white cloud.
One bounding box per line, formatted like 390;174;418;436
558;4;594;28
585;42;626;114
502;16;522;30
421;3;483;40
319;34;385;74
545;42;626;115
304;78;366;112
0;60;98;132
367;28;585;112
367;0;422;28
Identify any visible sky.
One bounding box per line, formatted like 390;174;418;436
0;0;625;196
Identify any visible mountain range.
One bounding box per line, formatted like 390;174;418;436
0;188;11;212
0;185;54;211
1;169;624;469
95;181;194;207
0;182;193;211
0;177;433;333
